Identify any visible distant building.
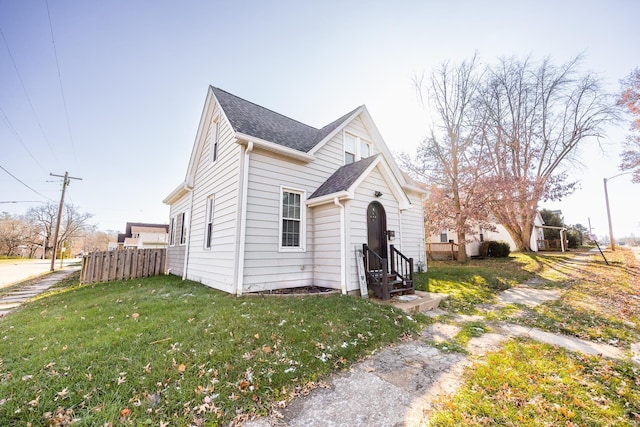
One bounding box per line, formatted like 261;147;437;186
108;222;169;250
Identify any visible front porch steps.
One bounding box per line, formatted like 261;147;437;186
384;290;449;314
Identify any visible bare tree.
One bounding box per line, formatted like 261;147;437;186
25;203;93;258
0;212;29;256
479;55;617;251
406;55;494;261
618;68;640;182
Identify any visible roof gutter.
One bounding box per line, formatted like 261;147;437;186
306;191;351;208
235;133;315;163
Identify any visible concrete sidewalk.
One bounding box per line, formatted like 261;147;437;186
244;252;639;427
0;267;79;318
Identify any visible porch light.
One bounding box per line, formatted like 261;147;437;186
374;191;383;198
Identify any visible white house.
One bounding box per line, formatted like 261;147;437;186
163;86;427;298
428;212;546;257
108;222;169;250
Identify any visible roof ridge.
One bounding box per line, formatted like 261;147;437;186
211;86;319;131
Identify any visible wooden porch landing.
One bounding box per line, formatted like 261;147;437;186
383;290;449;314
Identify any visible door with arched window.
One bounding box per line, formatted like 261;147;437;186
367;202;387;267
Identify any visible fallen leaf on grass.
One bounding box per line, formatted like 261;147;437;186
120;407;131;417
131;313;140;320
178;364;186;373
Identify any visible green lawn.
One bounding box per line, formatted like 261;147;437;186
415;254;534;313
429;338;640;426
2;249;639;426
425;248;640;425
0;274;428;425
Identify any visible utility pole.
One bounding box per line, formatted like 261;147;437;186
50;171;82;271
603;171;632;253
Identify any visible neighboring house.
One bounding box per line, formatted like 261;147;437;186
108;222;169;250
163;86;427;296
427;211;546;258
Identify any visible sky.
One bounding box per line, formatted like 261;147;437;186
1;0;638;239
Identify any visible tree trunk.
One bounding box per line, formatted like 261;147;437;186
456;230;468;261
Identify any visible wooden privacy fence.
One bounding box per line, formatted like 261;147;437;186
80;249;166;284
427;242;459;260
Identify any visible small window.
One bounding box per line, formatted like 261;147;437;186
344;133;356;164
344;132;372;164
204;196;214;249
210;118;219;164
280;188;305;251
180;212;188;245
440;231;448;243
360;140;370;158
169;217;175;246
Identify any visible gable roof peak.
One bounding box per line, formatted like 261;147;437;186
210;86;362;154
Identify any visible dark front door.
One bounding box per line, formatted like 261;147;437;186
367;202;387;269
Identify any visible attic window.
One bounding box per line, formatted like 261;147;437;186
344;132;371;164
209;117;219;164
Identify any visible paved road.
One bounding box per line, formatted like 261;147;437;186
0;258;80;290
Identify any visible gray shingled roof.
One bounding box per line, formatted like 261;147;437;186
309;155;379;199
211;86;360;153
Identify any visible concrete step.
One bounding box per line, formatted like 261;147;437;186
385;290;449;314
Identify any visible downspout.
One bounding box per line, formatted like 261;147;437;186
398;208;403;250
182;189;194;280
236;141;253;296
334;197;347;295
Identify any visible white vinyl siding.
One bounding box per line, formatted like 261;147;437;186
167;193;191;276
312;203;342;289
242;117;381;292
400;191;427;269
180;97;241;293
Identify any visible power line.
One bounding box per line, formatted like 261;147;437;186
0;163;53;201
0;105;48;173
45;0;78;163
0;201;45;204
0;25;59;162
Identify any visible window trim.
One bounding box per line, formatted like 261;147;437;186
179;212;188;246
343;131;372;165
169;217;175;246
204;195;214;250
439;231;448;243
278;186;306;253
210;115;219;164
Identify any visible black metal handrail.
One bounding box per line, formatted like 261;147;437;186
362;244;389;299
390;244;413;286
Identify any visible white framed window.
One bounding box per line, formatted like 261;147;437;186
209;116;219;164
204;195;214;249
179;212;188;245
169;217;175;246
279;187;306;252
440;231;448;243
344;131;372;164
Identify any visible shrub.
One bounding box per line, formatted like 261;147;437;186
487;240;510;257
